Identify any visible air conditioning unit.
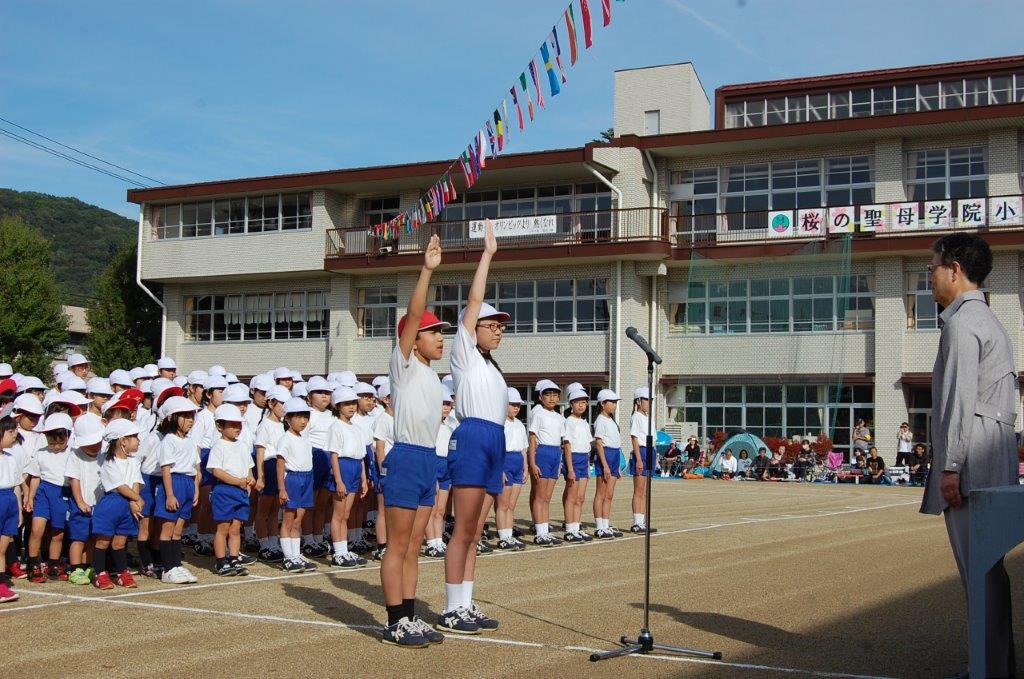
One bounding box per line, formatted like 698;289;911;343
378;246;393;255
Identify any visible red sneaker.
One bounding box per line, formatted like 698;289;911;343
28;565;47;584
7;562;27;580
93;571;114;590
0;582;18;603
115;570;137;588
51;563;69;581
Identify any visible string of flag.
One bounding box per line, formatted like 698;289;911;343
374;0;625;240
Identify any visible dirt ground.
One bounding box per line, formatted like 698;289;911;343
3;480;1019;679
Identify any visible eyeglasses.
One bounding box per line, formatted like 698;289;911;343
926;263;946;274
476;322;506;333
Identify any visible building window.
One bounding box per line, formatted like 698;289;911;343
770;159;821;210
356;287;398;338
670;168;718;235
826;156;875;206
185;290;327;342
906;146;987;201
722;164;769;230
906;271;940;330
361;197;400;227
155;193;311;239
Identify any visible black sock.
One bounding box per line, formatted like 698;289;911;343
138;540;153;568
0;572;11;585
111;549;127;574
92;549;106;574
403;598;416;620
159;541;174;569
174;540;183;568
150;538;163;568
5;542;17;566
386;603;405;626
377;542;387;550
47;558;58;572
27;556;39;569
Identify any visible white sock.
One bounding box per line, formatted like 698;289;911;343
498;528;512;541
333;541;348;557
537;522;549;536
429;538;444;549
463;580;475;609
444;582;462;613
280;537;294;560
244;525;255;541
598;518;608;530
347;528;361;542
633;513;645;527
567;522;580;533
259;537;271;549
290;538;303;559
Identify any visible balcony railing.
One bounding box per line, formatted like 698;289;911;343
669;194;1024;246
325;208;667;259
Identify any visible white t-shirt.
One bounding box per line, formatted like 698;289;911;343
27;445;70;486
720;455;738;473
65;449;104;506
243;405;264;433
158;433;198;475
136;430;164;476
389;344;444;448
444;412;459;430
100;456;142;493
351;413;375;448
190;407;217;450
325;419;366;460
306;407;334;450
276;430;313;472
0;446;29;490
372;411;394;458
136;406;157;437
255;418;285;460
450;323;507;424
563;416;593;454
435;422;454;459
593;414;622;449
504;418;528;453
630;411;652;445
529;408;565;447
18;428;43;460
207;437;255;480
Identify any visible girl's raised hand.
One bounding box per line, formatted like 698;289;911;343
424;234;442;270
483;218;497;255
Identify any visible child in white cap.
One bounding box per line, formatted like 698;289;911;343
592;389;623;539
25;413;74;582
495;387;527;551
90;419;143;589
629;387;655;534
65;415;104;584
207;404;255;576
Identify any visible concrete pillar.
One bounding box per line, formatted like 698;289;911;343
987;129;1021;195
874;138;906;203
873;256;906;464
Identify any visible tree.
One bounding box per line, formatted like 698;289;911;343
593;128;614;143
0;216;69;376
85;237;162;375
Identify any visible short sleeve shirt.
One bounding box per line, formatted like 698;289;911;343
65;449;104;506
389;344;445;448
504;418;528;453
325;420;366;460
563;417;594;453
159;433;198;475
373;411;394;458
450;323;507;424
630;412;651;443
99;456;142;493
275;431;313;472
207;438;255;479
529;408;565;446
593;414;622;449
255;418;285;460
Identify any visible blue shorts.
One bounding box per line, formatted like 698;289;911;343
140;473;161;517
211;483;250;522
284;470;314;510
535;444;563;480
260;458;279;497
92;492;138;538
34;480;70;530
629;447;655;477
381;442;437;509
365;446;381;493
436;455;451;492
199;448;213;487
325;457;363;494
67;503;93;542
596;447;622;478
448;418;505;495
503;452;525;486
0;488;19;537
312;447;330;490
563;453;590;481
154;473;197;522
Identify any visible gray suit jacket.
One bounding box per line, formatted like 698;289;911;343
921;290;1019;515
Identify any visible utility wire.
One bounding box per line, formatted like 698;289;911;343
0;127;149;187
0;115;163;185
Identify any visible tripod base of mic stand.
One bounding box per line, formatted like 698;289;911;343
589;629;722;662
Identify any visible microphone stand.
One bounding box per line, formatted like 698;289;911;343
590;343;722;663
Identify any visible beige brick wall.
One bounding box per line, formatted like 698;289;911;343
613;63;709;137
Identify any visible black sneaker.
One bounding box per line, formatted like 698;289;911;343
216;561;237;576
299;556;319;572
329;553;366;569
235;552;257;566
533;535;556;547
381;617;429;648
548;534;563;545
511;537;527;551
435;608;480;635
511;526;523;538
372;545;387;561
609;526;624;538
468;604;500;630
193;541;214;556
422;544;446;559
476;539;493;555
243;537;260;553
349;540;372;554
282;559;305;573
259;548;283;563
229;559;249;576
411;616;445;644
594;528;615;540
563;532;584;543
302;541;329;558
496;538;518;551
579;531;593;542
630;524;645;534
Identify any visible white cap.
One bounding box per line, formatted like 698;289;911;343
13;393;44;416
208;365;227;377
222;383;251;403
353;382;375;396
441;384;455;402
337;371;357;388
86;377;114;396
66;353;89;367
213;403;243;422
597;389;621;402
225;373;239;385
140;379;153;394
61;374;87;392
331;387;359;405
103;419;139;442
290;370;303;382
143;363;159;378
267;385;292;403
376;382;391;399
73;414;104;447
41;412;74;432
371;376;389;388
109;370;133;388
0;363;11;378
283;397;310;415
273;366;292;380
633;387;650;400
161;396;198;418
172;376;188;388
306;376;331;393
52;363;68;376
535;379;560;393
250;374;273;392
507;387;523;405
565;382;583;394
459;301;510;323
17;376;45;393
203;375;229;391
567;388;589;402
187;370;208;385
291;382;308;398
157;357;177;370
129;367;147;382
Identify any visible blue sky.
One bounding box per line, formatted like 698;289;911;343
2;0;1023;217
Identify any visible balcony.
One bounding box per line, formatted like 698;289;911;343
324;208;668;268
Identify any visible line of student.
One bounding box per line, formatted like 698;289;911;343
0;220;659;647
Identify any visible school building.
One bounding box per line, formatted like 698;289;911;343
128;54;1024;458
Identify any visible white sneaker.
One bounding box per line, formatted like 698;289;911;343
162;567;190;585
180;566;198;583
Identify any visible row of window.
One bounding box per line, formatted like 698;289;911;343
724;73;1024;128
155;193;313;239
356;279;611;337
184;291;328;342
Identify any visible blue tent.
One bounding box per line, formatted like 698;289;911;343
709;432;769;471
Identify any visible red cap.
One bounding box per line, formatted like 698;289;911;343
155;385;184;408
397;311;451;337
0;378;15;396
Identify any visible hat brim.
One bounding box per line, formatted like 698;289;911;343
419;320;451;333
76;433;103;447
479;311;511;322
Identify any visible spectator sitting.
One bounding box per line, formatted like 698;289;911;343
864;446;891;485
852;418;872;461
791;440;814;481
909;443;929;486
768;445;787;480
735;450;751;479
851;451;867;471
660;441;682;478
683;436;701;462
751;447;770;480
713;449;737;479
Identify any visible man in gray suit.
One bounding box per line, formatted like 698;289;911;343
921;233;1019;679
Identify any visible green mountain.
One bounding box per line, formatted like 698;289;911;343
0;188;135;301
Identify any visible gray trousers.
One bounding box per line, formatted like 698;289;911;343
945;501;1017;677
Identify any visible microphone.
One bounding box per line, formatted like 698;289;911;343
625;326;662;364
